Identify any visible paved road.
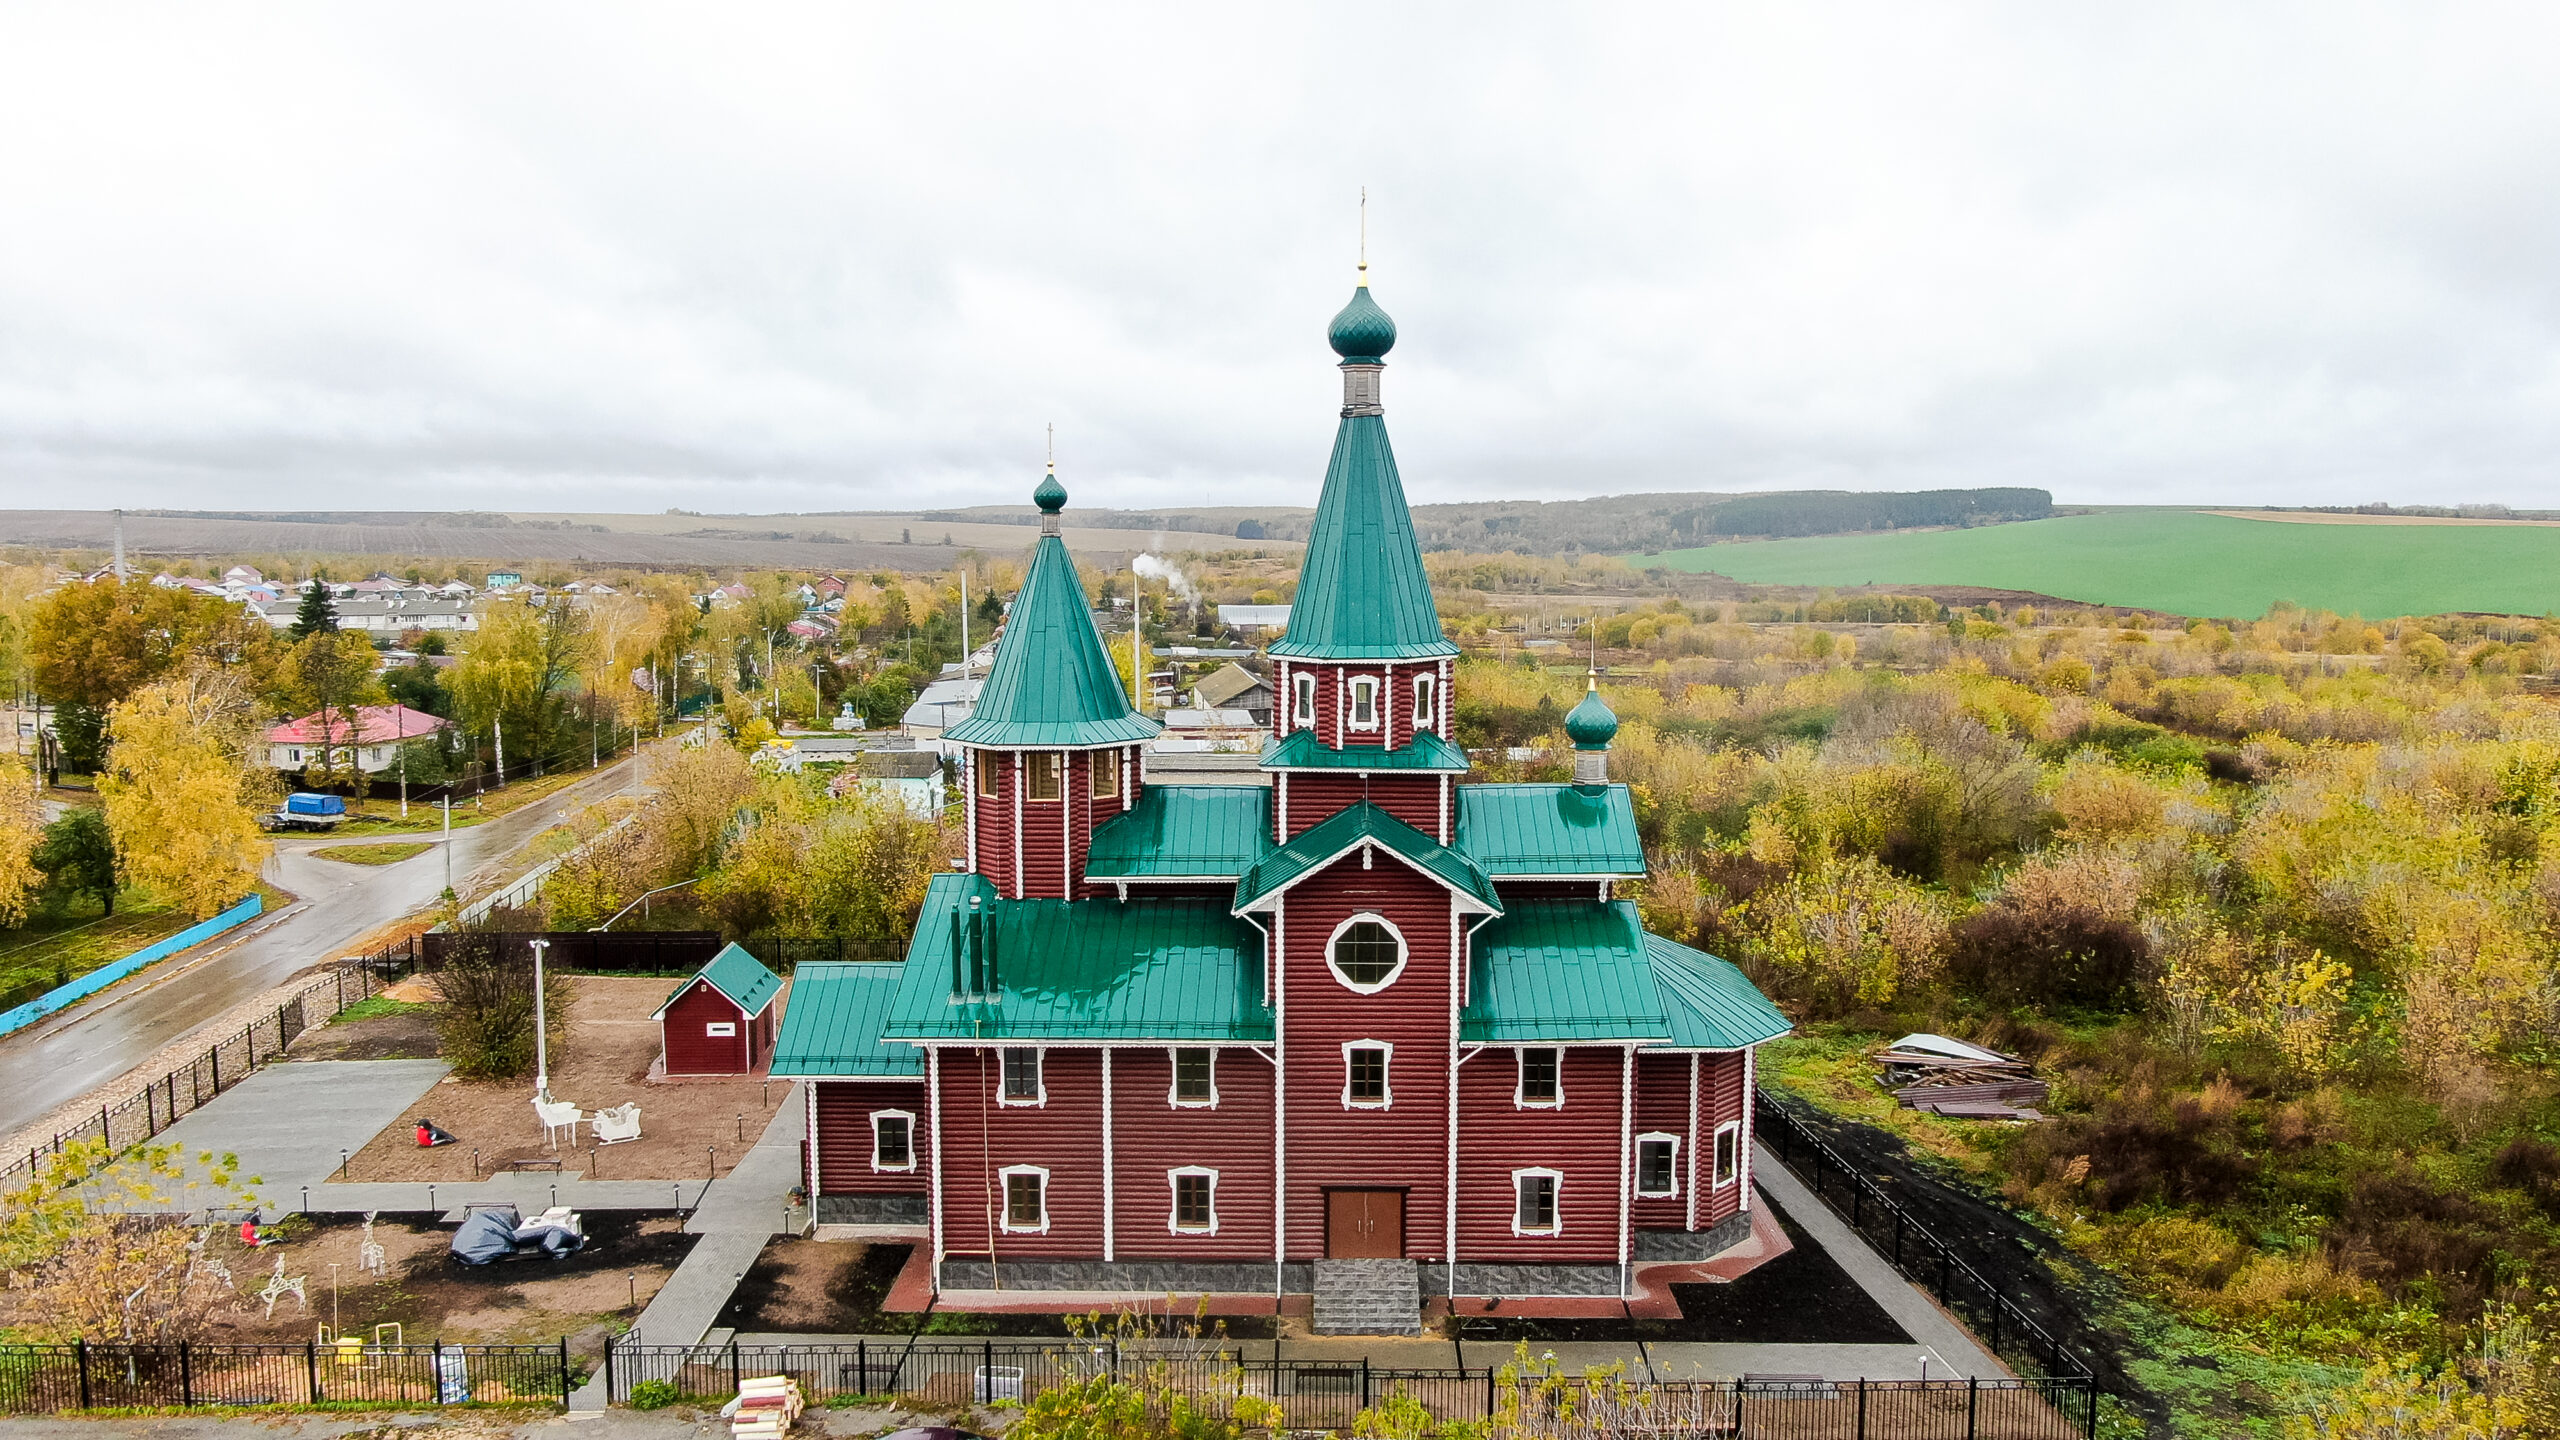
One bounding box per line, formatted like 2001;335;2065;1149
0;756;645;1136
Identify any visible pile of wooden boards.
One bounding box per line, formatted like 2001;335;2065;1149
731;1376;804;1438
1875;1034;2048;1120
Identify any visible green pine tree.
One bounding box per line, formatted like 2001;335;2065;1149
288;570;339;641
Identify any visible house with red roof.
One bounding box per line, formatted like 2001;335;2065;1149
266;704;452;775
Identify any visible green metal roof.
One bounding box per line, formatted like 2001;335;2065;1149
1232;801;1501;915
1646;933;1796;1049
1454;783;1645;877
1086;785;1271;879
768;962;921;1077
1260;728;1470;773
1270;414;1457;662
1462;901;1667;1043
885;872;1272;1042
1566;683;1619;750
653;941;782;1020
944;513;1162;748
1328;279;1397;363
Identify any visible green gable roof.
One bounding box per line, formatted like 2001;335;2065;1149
1232;801;1500;915
885;872;1271;1043
944;527;1162;749
768;962;920;1077
1462;901;1666;1043
1271;415;1457;662
1260;728;1470;774
1646;933;1796;1049
654;941;782;1020
1454;783;1645;877
1086;785;1271;879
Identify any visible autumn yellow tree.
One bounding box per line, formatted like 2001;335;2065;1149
1;1137;261;1343
99;670;271;918
0;757;43;925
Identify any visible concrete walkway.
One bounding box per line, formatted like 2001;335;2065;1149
1749;1140;2004;1380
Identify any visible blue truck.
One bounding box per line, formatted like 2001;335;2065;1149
260;791;347;832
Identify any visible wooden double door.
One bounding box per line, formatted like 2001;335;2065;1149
1325;1188;1405;1258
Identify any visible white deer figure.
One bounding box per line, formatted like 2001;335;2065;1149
255;1255;308;1320
358;1212;386;1277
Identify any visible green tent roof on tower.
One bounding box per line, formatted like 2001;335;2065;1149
1271;277;1458;663
944;470;1163;749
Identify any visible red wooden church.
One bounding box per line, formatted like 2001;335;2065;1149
656;943;783;1076
771;268;1792;1332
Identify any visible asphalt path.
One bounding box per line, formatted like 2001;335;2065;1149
0;756;646;1137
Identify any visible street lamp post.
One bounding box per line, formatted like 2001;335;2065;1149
529;938;552;1102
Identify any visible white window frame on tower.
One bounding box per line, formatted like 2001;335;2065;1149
999;1164;1051;1234
1341;1040;1394;1110
1712;1120;1742;1188
1292;672;1317;726
870;1110;917;1173
1167;1166;1220;1235
1347;675;1380;731
1326;912;1408;994
1635;1132;1679;1198
1413;674;1436;729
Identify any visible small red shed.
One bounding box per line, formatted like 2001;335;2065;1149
654;943;784;1076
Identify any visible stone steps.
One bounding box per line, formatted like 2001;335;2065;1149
1312;1257;1423;1336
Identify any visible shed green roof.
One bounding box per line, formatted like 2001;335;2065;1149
1232;801;1500;915
885;873;1272;1042
768;963;920;1077
1086;785;1271;879
1646;933;1796;1049
1270;414;1457;662
652;941;782;1020
1454;783;1645;877
944;516;1161;748
1462;901;1666;1043
1260;728;1470;774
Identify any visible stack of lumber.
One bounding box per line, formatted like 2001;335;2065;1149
732;1376;804;1438
1875;1034;2047;1120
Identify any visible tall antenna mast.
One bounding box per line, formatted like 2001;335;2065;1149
1359;187;1368;278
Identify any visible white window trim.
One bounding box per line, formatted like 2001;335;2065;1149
1413;675;1436;728
704;1021;736;1037
1169;1047;1219;1109
1635;1131;1680;1198
1712;1120;1742;1188
998;1164;1051;1234
870;1109;918;1173
1023;751;1062;803
1512;1167;1564;1236
998;1046;1047;1107
1292;672;1317;725
1347;675;1380;730
1341;1039;1394;1110
1514;1047;1564;1109
1167;1165;1220;1235
1326;911;1409;995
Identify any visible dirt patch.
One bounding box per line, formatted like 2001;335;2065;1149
294;1006;442;1061
327;976;790;1185
715;1240;1276;1339
0;1211;692;1353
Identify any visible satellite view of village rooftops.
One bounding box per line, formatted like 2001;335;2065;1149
6;10;2560;1440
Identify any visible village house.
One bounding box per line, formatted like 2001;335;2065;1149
768;273;1791;1333
266;704;452;774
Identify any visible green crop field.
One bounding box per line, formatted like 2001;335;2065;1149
1635;510;2560;619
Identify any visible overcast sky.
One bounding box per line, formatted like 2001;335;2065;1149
4;4;2559;515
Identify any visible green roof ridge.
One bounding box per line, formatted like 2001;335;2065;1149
1232;800;1499;914
1271;416;1456;661
945;515;1162;749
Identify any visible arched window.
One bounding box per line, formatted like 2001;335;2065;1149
1327;914;1406;993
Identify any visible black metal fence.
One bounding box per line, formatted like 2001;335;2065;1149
740;936;906;969
410;931;724;975
0;1340;573;1411
1753;1091;2096;1389
605;1340;2094;1437
0;968;381;1200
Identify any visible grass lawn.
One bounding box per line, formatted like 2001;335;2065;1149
0;892;192;1008
312;841;434;866
1635;510;2560;619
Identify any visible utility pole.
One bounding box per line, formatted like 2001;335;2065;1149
529;938;552;1102
398;708;409;819
440;796;452;895
493;715;505;788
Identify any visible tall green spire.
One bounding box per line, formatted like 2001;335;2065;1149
1273;274;1456;662
944;470;1162;748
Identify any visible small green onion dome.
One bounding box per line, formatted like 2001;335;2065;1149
1566;680;1619;750
1033;466;1068;514
1327;268;1397;363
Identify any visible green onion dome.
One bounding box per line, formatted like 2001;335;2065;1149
1033;466;1068;514
1327;268;1397;363
1565;680;1619;750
